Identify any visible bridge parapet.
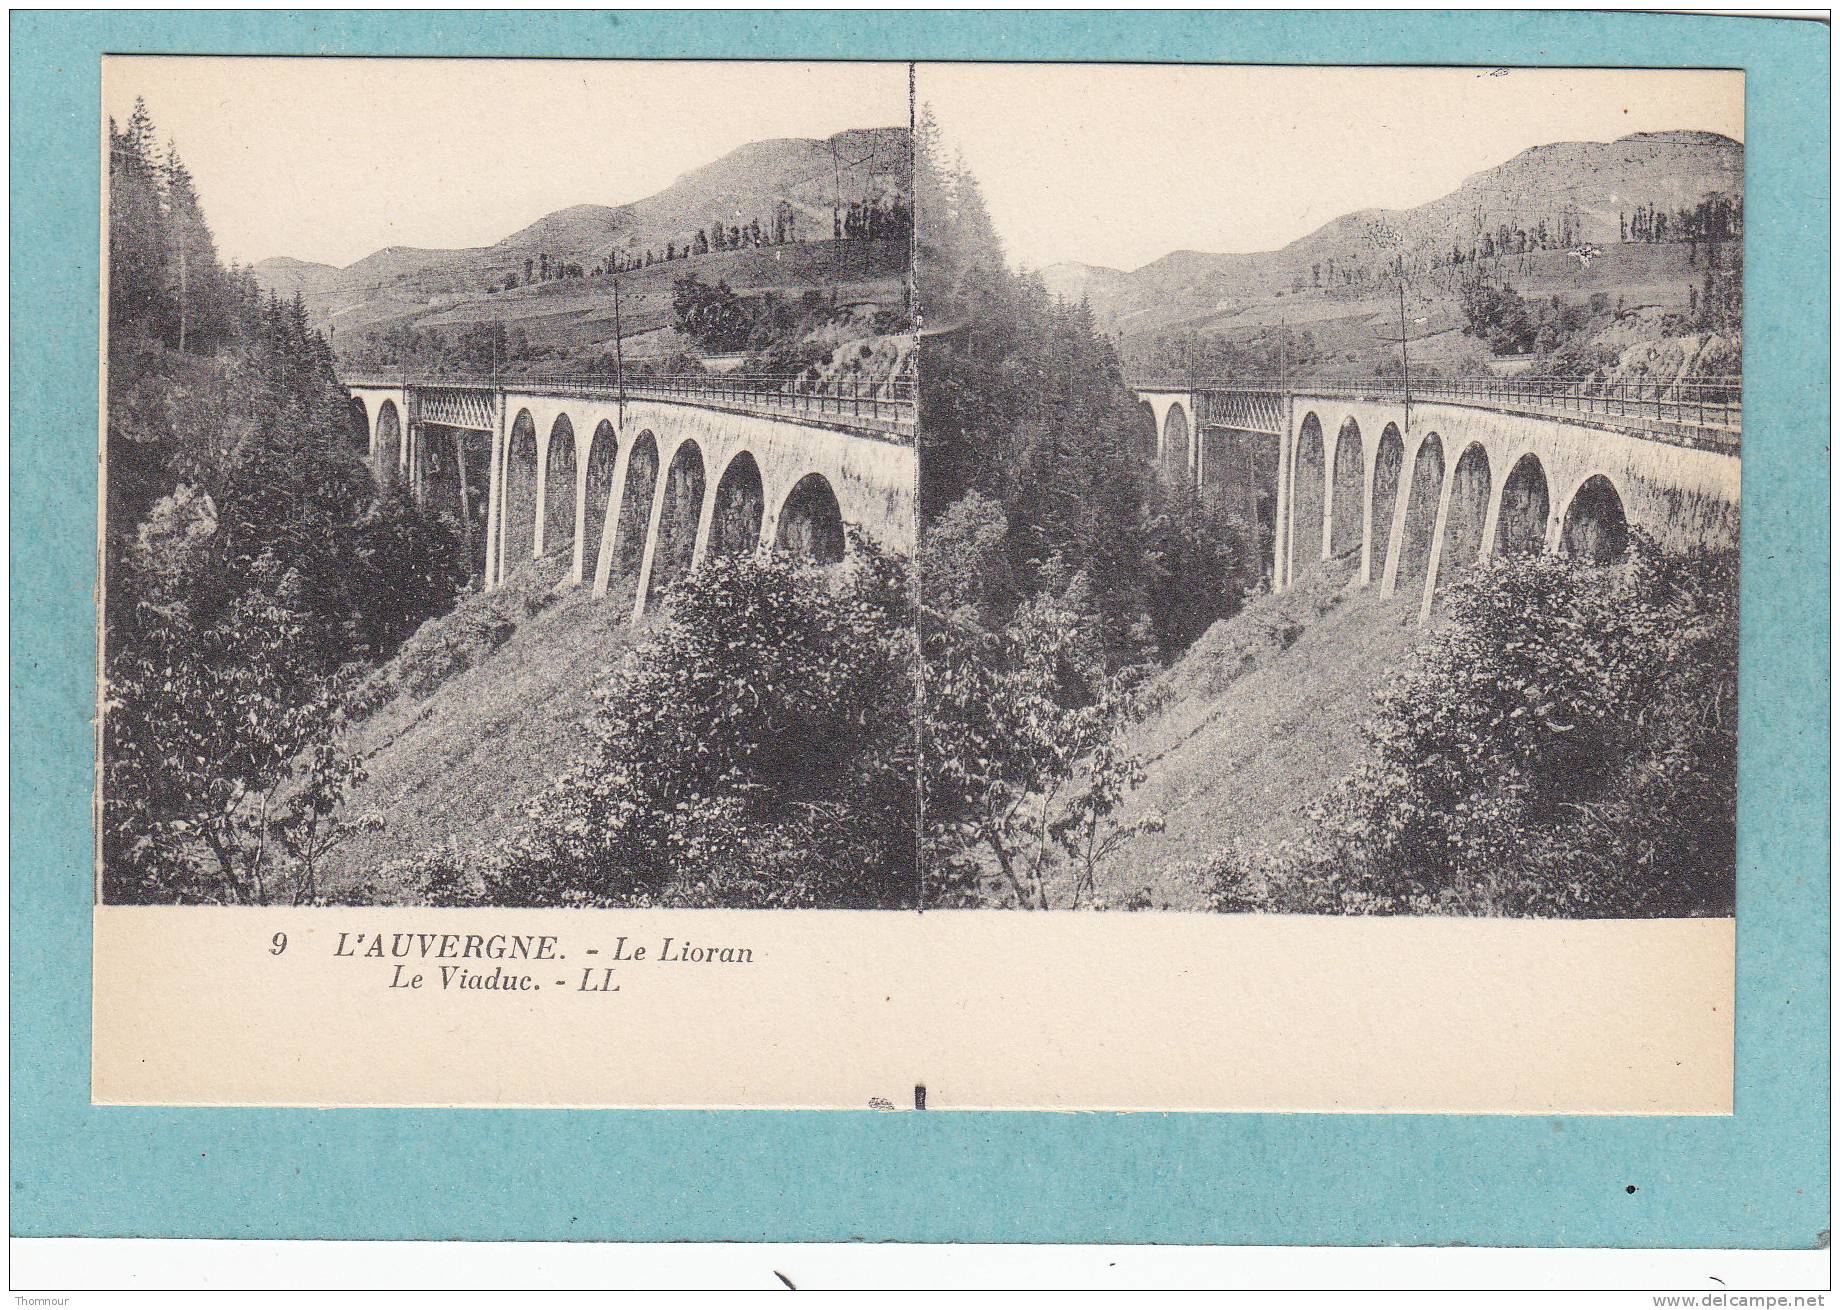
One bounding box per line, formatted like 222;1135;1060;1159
1131;375;1740;452
343;372;916;441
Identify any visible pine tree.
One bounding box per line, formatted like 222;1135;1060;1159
163;141;222;354
107;99;173;343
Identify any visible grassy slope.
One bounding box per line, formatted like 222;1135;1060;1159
322;555;657;901
324;545;1428;908
320;237;909;360
1124;240;1720;372
1082;558;1427;910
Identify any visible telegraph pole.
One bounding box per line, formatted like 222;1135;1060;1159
1396;278;1412;435
830;137;843;308
1396;279;1410;401
612;270;626;407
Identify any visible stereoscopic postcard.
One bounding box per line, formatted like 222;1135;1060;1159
78;50;1763;1117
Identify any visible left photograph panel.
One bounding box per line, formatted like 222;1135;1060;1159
99;57;919;911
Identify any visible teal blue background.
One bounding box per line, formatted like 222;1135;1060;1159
11;11;1829;1245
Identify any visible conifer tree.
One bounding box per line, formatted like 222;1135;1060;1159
102;97;466;904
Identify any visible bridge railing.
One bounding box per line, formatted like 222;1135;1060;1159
344;371;916;439
1133;375;1742;445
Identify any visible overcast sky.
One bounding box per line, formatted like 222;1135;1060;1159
104;58;909;268
918;64;1744;272
105;60;1742;275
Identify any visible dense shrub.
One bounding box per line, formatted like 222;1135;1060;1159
399;546;918;908
1205;540;1738;917
358;556;564;709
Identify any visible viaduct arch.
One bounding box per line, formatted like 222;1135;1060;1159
1140;390;1199;485
345;380;916;622
1133;383;1740;624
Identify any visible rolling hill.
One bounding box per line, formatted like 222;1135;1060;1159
1040;130;1743;372
252;125;912;364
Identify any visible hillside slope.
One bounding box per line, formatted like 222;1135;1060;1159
496;127;908;260
1042;130;1742;357
322;557;658;901
339;236;909;364
252;125;911;363
1081;558;1427;910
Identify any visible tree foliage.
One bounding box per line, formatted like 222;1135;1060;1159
915;106;1254;666
1206;541;1739;917
671;272;757;353
912;104;1257;907
923;560;1164;909
416;547;919;909
103;99;464;903
1456;277;1540;355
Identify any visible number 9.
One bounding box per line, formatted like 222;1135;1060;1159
270;931;287;956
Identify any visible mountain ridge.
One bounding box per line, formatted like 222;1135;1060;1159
259;126;909;277
251;125;912;361
1035;130;1743;361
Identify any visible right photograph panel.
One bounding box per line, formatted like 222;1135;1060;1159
915;64;1743;917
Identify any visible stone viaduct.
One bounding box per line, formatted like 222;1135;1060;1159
345;375;916;618
1136;378;1741;621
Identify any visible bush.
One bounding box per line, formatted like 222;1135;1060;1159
1137;480;1257;661
672;273;755;353
1204;540;1738;917
346;487;471;660
1458;278;1537;355
440;545;918;908
922;563;1165;909
357;555;564;709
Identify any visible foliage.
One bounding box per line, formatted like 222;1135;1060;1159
671;272;757;353
916;107;1256;668
103;99;464;902
1456;278;1536;355
923;565;1165;909
740;290;849;377
442;547;919;909
1622;194;1742;245
1124;324;1324;385
1457;274;1612;360
914;104;1252;906
1203;540;1739;917
671;273;905;377
917;489;1016;623
1137;481;1258;659
108;100;239;357
344;319;552;375
347;488;471;657
1683;241;1744;338
103;565;381;904
356;556;563;709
